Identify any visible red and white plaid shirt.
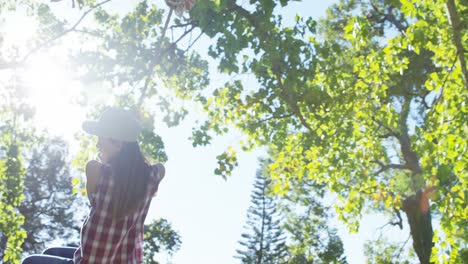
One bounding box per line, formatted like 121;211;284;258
74;164;163;264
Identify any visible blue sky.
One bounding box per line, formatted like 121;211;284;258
3;0;416;263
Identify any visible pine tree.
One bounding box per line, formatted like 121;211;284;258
17;136;86;254
235;161;287;264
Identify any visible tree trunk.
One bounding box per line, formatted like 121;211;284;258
446;0;468;90
402;191;434;264
398;97;434;263
0;235;7;261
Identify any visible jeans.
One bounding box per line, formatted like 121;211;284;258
22;246;77;264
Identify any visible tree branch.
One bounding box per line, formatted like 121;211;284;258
137;25;197;108
0;0;112;70
184;30;203;53
369;3;408;35
228;1;266;38
32;193;54;205
71;28;106;39
227;1;314;132
170;21;199;29
22;0;112;62
258;113;294;124
398;98;422;175
161;8;174;40
394;208;403;230
395;234;411;260
372;160;407;175
429;55;459;108
446;0;468;90
273;65;314;132
378;132;397;139
248;113;294;128
372;117;400;139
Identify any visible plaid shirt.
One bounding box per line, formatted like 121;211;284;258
74;164;163;264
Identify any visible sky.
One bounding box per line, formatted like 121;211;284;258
2;0;416;263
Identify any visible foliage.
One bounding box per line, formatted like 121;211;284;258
143;218;182;264
285;229;346;264
0;144;27;264
0;69;34;263
185;0;467;262
19;136;86;254
68;0;209;125
279;176;347;264
64;1;202;186
235;160;287;264
364;235;417;264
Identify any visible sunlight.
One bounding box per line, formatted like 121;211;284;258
1;8;86;139
0;14;37;49
22;53;85;139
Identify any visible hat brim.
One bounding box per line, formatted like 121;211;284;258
82;121;104;137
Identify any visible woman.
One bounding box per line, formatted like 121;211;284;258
22;107;165;264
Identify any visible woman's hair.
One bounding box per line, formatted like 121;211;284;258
108;140;150;220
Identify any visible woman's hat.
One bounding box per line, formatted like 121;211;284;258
82;107;142;142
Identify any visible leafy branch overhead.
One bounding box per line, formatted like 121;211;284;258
186;0;467;263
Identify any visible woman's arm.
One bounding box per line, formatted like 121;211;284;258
85;160;102;202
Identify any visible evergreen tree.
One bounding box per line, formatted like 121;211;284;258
18;136;86;255
235;161;287;264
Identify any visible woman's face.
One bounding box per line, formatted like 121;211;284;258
97;137;123;163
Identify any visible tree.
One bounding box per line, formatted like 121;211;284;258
0;73;34;263
279;179;347;264
19;136;86;255
235;161;287;264
143;218;182;264
184;0;467;263
0;144;27;264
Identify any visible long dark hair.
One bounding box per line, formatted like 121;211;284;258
108;141;150;220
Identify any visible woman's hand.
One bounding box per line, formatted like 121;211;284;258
155;163;165;182
153;163;165;197
86;160;102;200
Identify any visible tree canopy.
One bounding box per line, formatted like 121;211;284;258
187;0;467;262
19;137;86;255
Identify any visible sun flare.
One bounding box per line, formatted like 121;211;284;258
22;53;85;138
